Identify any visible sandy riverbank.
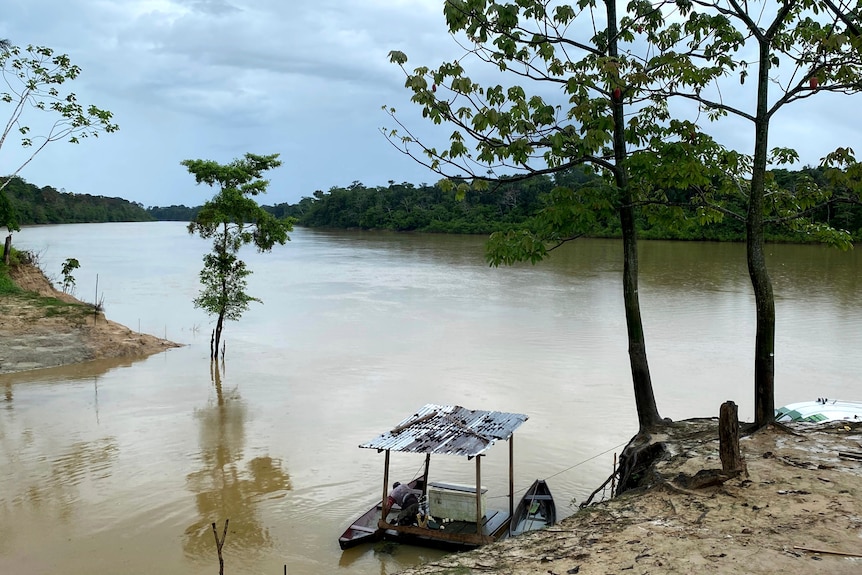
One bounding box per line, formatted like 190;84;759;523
0;260;180;374
396;419;862;575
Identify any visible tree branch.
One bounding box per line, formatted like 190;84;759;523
663;91;756;122
821;0;862;38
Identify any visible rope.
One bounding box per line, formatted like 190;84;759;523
543;440;629;482
485;440;630;499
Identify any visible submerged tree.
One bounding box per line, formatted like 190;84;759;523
183;153;294;360
0;43;118;263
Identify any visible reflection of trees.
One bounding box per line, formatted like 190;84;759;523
2;436;118;522
182;366;291;559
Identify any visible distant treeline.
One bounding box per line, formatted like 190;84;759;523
259;166;862;242
146;205;200;221
2;176;151;225
6;167;861;243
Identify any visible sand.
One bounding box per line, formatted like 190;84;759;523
0;260;180;374
397;419;862;574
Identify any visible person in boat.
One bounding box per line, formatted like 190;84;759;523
385;479;424;525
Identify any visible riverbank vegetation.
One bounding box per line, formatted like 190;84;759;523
6;165;862;245
262;165;862;244
1;176;151;224
0;252;20;295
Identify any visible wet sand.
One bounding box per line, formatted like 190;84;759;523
0;261;179;374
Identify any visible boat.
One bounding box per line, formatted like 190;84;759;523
338;477;426;550
338;502;384;550
510;479;556;536
775;398;862;423
338;404;532;551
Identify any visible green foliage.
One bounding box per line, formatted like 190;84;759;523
194;251;258;321
381;0;862;429
0;176;152;224
60;257;80;294
146;205;200;221
0;43;118;230
0;263;20;294
183;153;294;358
284;169;602;235
384;1;862;257
279;166;862;243
0;187;18;233
627;0;862;257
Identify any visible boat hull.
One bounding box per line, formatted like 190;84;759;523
776;399;862;423
510;479;556;536
338;504;383;550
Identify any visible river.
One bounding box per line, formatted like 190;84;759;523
1;222;860;575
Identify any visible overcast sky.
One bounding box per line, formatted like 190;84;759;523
2;0;859;208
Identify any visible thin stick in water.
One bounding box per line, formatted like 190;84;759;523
211;518;229;575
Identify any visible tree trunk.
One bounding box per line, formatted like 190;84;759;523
213;312;225;361
749;40;776;429
607;0;662;430
3;234;10;265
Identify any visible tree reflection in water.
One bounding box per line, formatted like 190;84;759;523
183;364;292;560
2;435;118;523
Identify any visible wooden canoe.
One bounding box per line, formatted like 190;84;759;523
510;479;556;536
338;503;383;550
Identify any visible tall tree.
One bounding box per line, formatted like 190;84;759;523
632;0;862;427
1;43;118;262
384;0;722;429
183;153;294;360
386;0;862;430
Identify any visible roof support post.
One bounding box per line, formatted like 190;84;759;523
508;435;514;535
422;453;431;497
475;454;482;535
381;449;390;522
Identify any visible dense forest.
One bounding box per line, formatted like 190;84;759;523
2;176;151;225
4;168;861;244
261;166;862;243
146;204;200;221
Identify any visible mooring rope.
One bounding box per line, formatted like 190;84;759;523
485;439;630;500
543;440;629;483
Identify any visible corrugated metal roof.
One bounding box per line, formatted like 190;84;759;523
358;404;528;458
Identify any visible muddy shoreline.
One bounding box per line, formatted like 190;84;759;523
0;261;180;374
396;419;862;574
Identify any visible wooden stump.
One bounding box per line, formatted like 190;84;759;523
719;401;744;473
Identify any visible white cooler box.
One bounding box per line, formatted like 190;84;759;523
428;482;487;521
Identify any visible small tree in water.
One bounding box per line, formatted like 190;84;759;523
183;153;294;360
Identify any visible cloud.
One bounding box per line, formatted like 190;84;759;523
1;0;860;208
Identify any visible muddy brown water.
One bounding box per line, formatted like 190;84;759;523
1;222;860;574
